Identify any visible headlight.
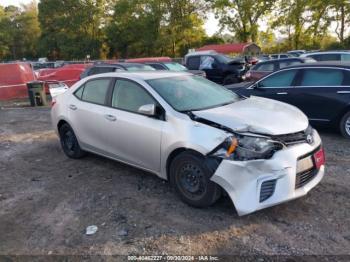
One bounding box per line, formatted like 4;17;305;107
210;135;283;161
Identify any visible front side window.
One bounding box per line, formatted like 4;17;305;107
147;75;240;112
112;79;155;113
81;79;111;105
258;70;298;88
149;63;167;70
187;56;200;70
300;68;344;86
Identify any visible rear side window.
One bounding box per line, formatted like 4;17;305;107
300;69;344;86
81;79;111;105
74;86;84;99
255;62;274;71
309;54;341;61
279;60;302;69
258;70;298;88
187;56;200;70
112;79;155;113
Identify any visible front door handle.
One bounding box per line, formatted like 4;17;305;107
276;92;288;95
69;104;77;110
337;91;350;94
104;114;116;122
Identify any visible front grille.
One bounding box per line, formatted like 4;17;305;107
260;179;277;202
272;125;313;146
295;169;317;189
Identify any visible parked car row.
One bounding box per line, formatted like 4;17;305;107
227;62;350;139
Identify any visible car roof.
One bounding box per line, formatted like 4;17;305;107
257;57;306;64
283;61;350;69
85;71;192;81
93;62;146;67
301;51;350;56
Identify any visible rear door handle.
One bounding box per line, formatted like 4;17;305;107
277;92;288;95
337;91;350;94
69;104;77;110
104;114;116;122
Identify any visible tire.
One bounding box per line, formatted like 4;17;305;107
169;151;221;208
223;74;239;85
59;123;86;159
340;111;350;139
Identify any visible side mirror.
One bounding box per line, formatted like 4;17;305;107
138;104;156;116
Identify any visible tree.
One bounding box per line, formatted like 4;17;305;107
209;0;275;42
0;1;40;60
38;0;109;60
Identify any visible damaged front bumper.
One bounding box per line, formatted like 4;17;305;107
211;130;324;216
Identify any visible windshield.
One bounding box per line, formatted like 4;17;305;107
126;65;156;71
164;62;187;71
147;75;240;112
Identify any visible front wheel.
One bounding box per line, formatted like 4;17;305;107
340;111;350;139
169;151;221;207
59;123;87;159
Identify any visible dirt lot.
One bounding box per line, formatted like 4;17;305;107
0;104;349;258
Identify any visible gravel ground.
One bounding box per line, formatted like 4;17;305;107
0;105;349;259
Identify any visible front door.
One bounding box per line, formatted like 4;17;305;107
104;78;164;172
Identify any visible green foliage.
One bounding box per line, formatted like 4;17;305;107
1;0;350;60
0;1;40;60
106;0;207;58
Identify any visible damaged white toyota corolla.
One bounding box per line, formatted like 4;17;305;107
51;72;325;216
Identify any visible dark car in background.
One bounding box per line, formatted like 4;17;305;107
245;57;316;82
80;62;155;78
184;51;247;85
227;62;350;138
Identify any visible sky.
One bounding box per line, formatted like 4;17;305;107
1;0;220;36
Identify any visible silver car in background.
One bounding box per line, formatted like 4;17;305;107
51;72;325;216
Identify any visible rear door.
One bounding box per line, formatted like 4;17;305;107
293;68;350;122
68;78;114;154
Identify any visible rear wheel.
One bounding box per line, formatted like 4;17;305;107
169;151;221;207
59;123;86;158
340;111;350;139
223;74;239;85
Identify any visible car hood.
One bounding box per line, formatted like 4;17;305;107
193;96;308;135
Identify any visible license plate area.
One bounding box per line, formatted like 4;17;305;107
297;155;314;174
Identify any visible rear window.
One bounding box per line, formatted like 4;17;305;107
88;67;115;76
300;69;344;86
81;79;111;105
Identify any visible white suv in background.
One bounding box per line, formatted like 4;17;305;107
301;51;350;61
